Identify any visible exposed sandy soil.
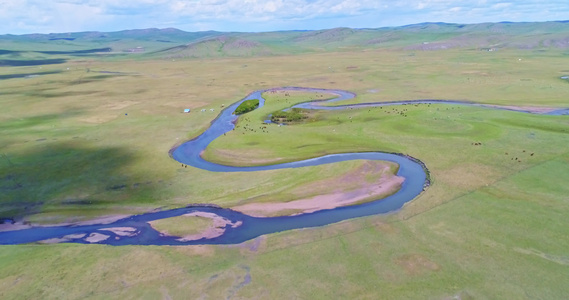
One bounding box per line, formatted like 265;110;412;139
39;233;86;244
78;114;119;124
0;214;129;232
85;232;110;243
173;245;216;257
99;227;138;237
232;162;404;217
149;211;242;242
394;254;440;275
101;100;140;110
0;223;33;232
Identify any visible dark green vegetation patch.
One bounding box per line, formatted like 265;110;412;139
234;99;259;115
271;108;309;123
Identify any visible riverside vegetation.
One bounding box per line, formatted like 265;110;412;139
270;108;309;123
234;99;259;115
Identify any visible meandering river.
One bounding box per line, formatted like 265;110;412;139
0;87;564;245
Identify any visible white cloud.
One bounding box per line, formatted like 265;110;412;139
169;0;383;21
0;0;568;34
416;2;428;10
492;2;512;9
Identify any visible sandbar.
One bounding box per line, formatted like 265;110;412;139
233;174;404;217
85;232;110;243
149;211;242;242
39;234;86;244
99;227;138;237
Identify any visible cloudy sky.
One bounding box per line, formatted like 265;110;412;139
1;0;568;34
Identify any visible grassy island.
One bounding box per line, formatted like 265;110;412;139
234;99;259;115
148;215;213;237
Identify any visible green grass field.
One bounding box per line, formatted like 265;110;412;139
1;41;569;298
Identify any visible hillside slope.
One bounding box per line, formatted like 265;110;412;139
1;21;569;60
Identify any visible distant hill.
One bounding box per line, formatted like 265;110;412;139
1;21;569;60
150;35;272;58
0;28;224;55
1;28;221;45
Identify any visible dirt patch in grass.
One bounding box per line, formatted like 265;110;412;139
78;114;119;124
174;245;217;257
394;254;440;275
372;220;399;234
101;100;140;110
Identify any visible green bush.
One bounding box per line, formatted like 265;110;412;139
234;99;259;115
271;108;308;122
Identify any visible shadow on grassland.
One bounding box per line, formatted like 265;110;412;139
0;71;62;80
37;48;112;55
0;142;137;220
0;112;83;131
23;90;101;98
0;50;20;55
0;59;67;66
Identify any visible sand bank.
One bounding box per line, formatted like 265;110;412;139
233;170;404;217
149;211;242;242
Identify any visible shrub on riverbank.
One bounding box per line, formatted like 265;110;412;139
235;99;259;115
271;108;308;123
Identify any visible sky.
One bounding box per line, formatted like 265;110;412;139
1;0;569;34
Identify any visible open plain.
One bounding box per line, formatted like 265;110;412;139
1;23;569;298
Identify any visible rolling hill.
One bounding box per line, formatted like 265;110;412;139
1;21;569;61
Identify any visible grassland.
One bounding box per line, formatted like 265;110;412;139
1;157;568;298
1;35;569;298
